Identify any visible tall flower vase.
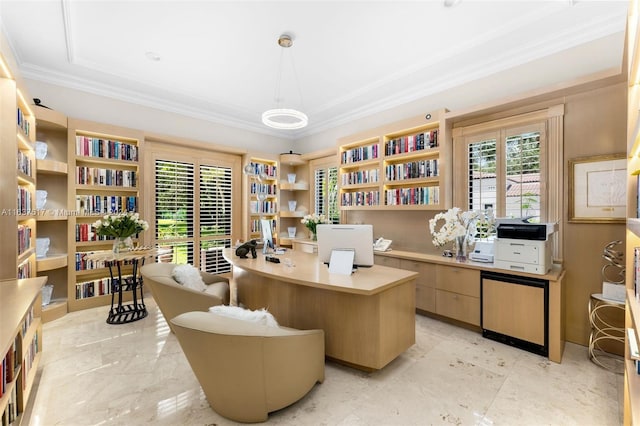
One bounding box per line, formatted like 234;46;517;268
454;235;467;262
113;236;134;254
311;232;317;241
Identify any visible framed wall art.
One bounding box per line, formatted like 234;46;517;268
568;153;626;223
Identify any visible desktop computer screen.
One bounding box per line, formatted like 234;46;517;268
316;224;374;267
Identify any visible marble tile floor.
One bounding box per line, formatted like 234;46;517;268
26;298;624;426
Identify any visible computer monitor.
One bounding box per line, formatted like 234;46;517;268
260;219;274;253
316;224;374;267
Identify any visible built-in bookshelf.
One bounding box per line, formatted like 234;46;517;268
244;156;278;244
67;119;144;312
278;152;309;246
0;277;45;426
626;2;640;423
35;107;70;323
337;111;449;211
16;90;37;280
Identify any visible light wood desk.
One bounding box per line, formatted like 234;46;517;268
223;249;418;371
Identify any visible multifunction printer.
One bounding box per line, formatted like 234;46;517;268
494;219;557;275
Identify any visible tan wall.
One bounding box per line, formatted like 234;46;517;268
347;82;627;347
562;82;626;346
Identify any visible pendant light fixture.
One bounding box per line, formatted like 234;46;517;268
262;34;308;130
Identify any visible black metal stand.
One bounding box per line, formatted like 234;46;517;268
106;257;147;324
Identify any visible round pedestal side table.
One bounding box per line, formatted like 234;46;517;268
588;293;625;373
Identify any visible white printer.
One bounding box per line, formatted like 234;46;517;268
494;219;557;275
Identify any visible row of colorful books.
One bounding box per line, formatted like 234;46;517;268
17;106;31;138
17;187;32;213
75;251;135;271
340;191;380;207
0;338;17;399
248;162;277;178
341;144;379;165
385;187;440;206
17;224;31;255
75;136;138;161
75;195;138;215
384;159;438;181
76;166;137;187
17;150;32;177
384;129;438;155
341;168;380;186
75;276;132;299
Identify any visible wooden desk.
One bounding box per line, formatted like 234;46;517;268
223;249;418;371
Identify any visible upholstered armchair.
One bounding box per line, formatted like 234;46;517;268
140;262;230;332
170;311;325;423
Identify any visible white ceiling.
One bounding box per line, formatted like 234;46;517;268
0;0;630;140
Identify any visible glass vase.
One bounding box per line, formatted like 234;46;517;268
454;235;467;262
113;236;134;254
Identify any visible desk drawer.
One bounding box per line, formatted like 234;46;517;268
435;289;480;326
435;265;480;297
416;283;435;313
399;259;436;287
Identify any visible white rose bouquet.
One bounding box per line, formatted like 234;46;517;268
93;212;149;238
428;207;491;248
301;213;328;238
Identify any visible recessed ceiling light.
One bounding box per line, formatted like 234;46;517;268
145;51;161;62
444;0;462;7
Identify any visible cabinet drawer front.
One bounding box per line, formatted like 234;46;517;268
435;265;480;297
400;259;436;286
495;242;539;264
374;255;400;268
416;283;435;313
435;289;480;326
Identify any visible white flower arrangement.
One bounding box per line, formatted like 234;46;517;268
428;207;494;247
93;212;149;238
301;213;328;234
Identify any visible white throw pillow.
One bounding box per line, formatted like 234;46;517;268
209;305;279;327
172;264;207;292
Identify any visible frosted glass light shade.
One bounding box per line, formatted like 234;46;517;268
262;109;308;130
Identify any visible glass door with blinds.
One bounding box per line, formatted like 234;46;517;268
153;155;238;274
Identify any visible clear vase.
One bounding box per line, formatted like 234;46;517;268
311;232;317;241
113;236;134;254
454;235;467;262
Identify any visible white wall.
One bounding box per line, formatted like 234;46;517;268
24;78;294;154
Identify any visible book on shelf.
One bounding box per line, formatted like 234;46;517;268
76;136;138;161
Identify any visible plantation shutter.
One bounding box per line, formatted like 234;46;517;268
155;159;195;264
199;164;232;274
314;166;339;224
504;130;542;220
467;138;497;212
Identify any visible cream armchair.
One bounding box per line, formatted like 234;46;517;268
140;262;230;331
170;311;325;423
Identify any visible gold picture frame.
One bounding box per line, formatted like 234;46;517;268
568;153;626;223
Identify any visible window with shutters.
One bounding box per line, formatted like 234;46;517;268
153;150;239;274
311;156;339;224
463;124;544;221
454;106;563;259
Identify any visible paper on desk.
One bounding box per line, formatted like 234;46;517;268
328;249;355;275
